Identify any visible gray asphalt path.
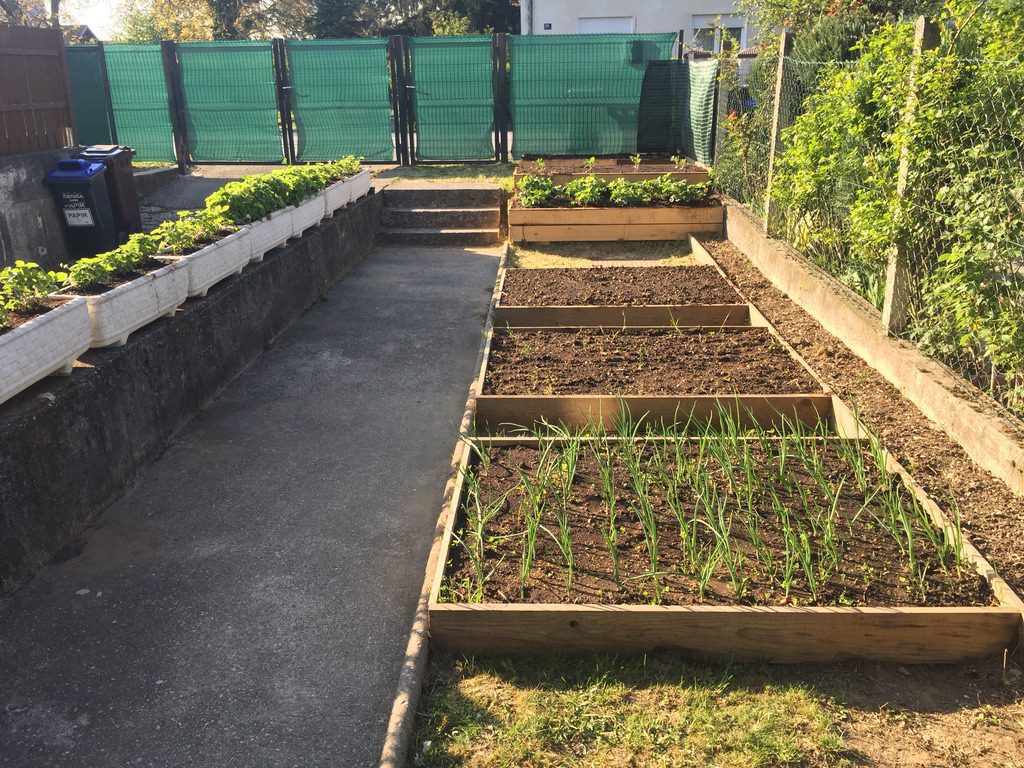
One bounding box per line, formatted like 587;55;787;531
0;245;500;767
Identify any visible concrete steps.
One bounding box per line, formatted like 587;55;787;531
378;186;503;246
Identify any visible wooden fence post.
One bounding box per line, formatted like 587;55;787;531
762;28;794;235
881;16;941;335
159;41;189;175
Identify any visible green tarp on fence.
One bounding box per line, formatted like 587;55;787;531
508;34;676;157
104;44;175;162
177;41;283;163
65;46;113;146
685;59;718;165
287;39;394;162
410;36;494;161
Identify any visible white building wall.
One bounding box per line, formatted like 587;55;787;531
520;0;757;50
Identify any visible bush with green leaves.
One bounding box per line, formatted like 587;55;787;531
67;233;161;291
767;0;1024;412
153;208;237;255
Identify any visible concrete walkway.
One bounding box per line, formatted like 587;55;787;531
0;245;501;767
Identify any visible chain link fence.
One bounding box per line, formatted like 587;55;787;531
715;21;1024;419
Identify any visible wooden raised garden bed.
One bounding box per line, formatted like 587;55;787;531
494;264;750;328
509;202;724;243
428;424;1024;661
515;157;711;186
475;326;831;433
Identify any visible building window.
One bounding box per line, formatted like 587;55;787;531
691;15;747;53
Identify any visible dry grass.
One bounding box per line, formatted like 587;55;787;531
509;241;703;269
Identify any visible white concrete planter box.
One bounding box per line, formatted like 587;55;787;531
323;178;352;217
0;298;91;405
348;169;371;202
292;194;325;237
171;228;252;298
248;206;294;263
57;260;189;348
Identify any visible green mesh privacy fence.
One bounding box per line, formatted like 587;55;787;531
177;41;283;162
286;39;394;162
686;59;718;165
410;36;494;161
508;34;676;157
65;46;113;145
104;44;175;162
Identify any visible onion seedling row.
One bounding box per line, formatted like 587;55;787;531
442;420;990;608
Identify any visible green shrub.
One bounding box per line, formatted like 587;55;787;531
154;209;236;255
0;260;66;327
608;178;653;206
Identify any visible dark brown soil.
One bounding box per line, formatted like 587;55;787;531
702;237;1024;598
483;328;821;396
444;444;992;607
500;266;741;307
0;296;70;334
60;258;175;296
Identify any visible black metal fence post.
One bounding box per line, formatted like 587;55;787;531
401;36;416;164
493;32;509;163
387;36;407;166
95;41;118;145
272;39;295;164
159;40;189;175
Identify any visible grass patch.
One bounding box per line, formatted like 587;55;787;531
411;654;850;767
377;163;515;191
509;241;702;269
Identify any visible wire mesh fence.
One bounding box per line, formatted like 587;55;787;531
104;44;175;162
287;39;395;162
508;33;676;157
410;35;495;161
177;41;283;163
64;45;114;146
714;22;1024;418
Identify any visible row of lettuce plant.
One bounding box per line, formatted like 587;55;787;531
0;157;362;330
516;173;712;209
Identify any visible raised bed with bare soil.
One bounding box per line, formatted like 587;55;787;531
428;429;1023;662
496;266;749;327
476;327;831;432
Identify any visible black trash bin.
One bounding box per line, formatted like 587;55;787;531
45;159;119;257
78;145;142;235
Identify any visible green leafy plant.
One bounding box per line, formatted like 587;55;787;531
562;175;608;207
517;174;559;207
582;156;597;172
630;153;642;171
0;260;67;327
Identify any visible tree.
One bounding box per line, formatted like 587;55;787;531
113;0;214;41
429;8;471;34
0;0;27;24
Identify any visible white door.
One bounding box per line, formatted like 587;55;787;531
578;16;635;34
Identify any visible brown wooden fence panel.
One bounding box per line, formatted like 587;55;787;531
0;24;75;157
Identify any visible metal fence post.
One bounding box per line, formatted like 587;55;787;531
272;39;295;164
95;41;118;145
881;16;941;335
159;40;189;175
762;28;794;235
401;36;416;164
493;33;509;163
388;35;408;166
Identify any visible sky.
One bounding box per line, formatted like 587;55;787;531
67;0;118;39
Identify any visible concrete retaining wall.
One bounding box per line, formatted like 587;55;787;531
0;192;383;594
725;201;1024;496
0;147;79;272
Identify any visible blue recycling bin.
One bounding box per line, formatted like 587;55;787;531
45;158;119;257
